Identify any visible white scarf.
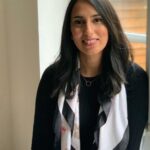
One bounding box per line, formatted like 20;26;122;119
55;84;129;150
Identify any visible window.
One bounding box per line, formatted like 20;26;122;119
110;0;150;128
110;0;147;70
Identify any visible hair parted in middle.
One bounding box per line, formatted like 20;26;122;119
49;0;133;100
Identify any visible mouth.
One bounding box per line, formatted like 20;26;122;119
82;38;99;46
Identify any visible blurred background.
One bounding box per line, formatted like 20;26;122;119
111;0;147;70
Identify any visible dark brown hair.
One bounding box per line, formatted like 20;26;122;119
49;0;133;100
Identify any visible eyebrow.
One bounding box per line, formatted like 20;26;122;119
72;14;101;19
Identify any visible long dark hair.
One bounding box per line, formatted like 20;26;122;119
49;0;133;99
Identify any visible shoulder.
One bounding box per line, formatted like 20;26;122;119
40;64;57;82
38;63;57;89
125;62;148;98
125;63;148;149
126;62;148;99
35;63;59;104
125;62;148;124
32;64;58;149
126;62;148;85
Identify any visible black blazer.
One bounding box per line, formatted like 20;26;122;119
32;63;148;150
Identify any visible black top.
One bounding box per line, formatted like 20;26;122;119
31;63;148;150
79;75;100;150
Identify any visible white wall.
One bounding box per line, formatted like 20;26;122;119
0;0;40;149
38;0;69;75
147;0;150;124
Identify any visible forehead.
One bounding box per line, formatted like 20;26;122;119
71;1;99;17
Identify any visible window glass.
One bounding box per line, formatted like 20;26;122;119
131;43;146;69
110;0;147;69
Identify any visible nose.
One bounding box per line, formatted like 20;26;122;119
83;21;94;36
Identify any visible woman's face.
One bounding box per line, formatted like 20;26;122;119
71;0;109;57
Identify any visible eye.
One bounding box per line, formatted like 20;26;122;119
71;19;85;26
93;17;103;24
74;19;82;25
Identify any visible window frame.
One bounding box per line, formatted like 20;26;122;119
147;0;150;125
126;33;146;43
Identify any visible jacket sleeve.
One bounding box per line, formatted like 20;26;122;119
126;63;149;150
31;67;57;150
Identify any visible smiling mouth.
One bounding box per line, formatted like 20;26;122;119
82;38;99;45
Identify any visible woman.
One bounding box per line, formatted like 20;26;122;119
32;0;148;149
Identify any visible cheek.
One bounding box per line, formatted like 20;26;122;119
71;28;82;41
99;27;109;39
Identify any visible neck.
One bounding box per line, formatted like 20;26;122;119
79;53;102;77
